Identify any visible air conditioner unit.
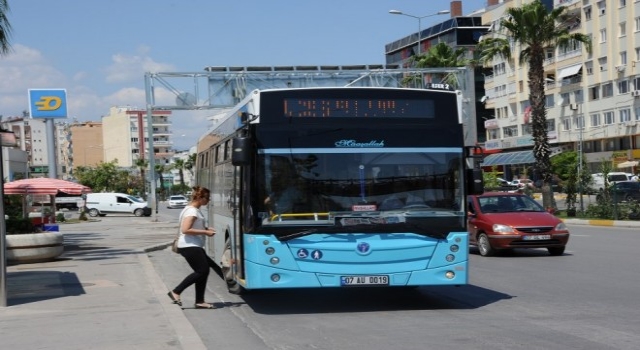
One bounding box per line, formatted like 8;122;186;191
616;65;626;72
569;103;579;110
632;90;640;97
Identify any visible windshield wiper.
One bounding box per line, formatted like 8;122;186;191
278;229;319;241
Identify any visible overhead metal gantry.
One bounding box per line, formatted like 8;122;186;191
143;65;477;218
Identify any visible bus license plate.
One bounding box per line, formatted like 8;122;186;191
523;234;551;240
341;275;389;286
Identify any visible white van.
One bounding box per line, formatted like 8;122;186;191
84;193;151;217
590;172;633;192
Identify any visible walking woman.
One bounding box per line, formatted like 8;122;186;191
167;186;217;309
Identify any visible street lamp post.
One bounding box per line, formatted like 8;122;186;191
389;9;450;56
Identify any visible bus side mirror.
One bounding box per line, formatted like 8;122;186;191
231;137;251;166
467;169;484;195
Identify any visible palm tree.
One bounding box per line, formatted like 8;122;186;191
0;0;12;55
134;158;148;197
155;163;166;199
172;158;186;187
184;153;197;181
476;1;591;209
404;42;469;88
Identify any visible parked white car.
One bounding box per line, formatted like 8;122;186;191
167;195;188;209
590;172;634;192
84;193;151;217
510;179;534;189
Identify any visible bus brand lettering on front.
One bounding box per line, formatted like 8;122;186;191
335;139;384;148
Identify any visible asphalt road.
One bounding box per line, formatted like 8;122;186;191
150;206;640;350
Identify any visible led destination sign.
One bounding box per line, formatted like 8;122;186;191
283;98;434;118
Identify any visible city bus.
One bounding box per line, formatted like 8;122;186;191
195;87;483;293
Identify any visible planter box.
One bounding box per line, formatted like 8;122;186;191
6;232;64;263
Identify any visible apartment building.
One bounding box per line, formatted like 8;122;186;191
69;122;104;168
480;0;640;177
101;107;174;168
384;1;491;143
1;116;52;177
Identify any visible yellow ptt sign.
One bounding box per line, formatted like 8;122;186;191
34;96;63;111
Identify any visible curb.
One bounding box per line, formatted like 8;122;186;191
563;218;640;228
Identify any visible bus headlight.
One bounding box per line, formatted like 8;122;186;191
445;271;455;279
450;244;459;252
271;274;281;282
270;257;280;265
446;254;455;262
265;247;275;255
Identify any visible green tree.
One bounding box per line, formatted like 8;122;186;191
184;152;197;179
155;163;166;200
476;1;592;210
0;0;13;55
172;158;186;187
134;158;149;197
75;160;139;193
404;42;469;88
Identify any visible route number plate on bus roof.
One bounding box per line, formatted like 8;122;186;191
340;275;389;286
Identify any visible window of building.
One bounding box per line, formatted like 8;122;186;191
591;113;601;127
620;22;627;37
562;118;572;131
618;80;630;94
604;110;615;124
599;28;607;43
560;92;570;105
522;123;532;135
602;83;614;97
620;0;626;7
619;108;631;122
589;85;600;100
547;119;556;132
545;94;555;108
636;18;640;32
503;125;518;137
487;129;500;140
598;56;608;71
584;6;592;20
586;61;594;75
621;51;628;65
635;106;640;121
634;77;640;90
493;62;506;75
597;0;606;15
574;89;584;103
576;115;585;129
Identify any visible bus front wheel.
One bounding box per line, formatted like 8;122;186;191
222;236;243;295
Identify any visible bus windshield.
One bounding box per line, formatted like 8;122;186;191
257;148;465;235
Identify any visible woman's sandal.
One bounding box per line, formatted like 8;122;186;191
195;302;216;309
167;291;182;306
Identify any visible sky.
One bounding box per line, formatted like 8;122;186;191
0;0;488;151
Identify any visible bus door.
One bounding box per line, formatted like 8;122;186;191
231;164;243;281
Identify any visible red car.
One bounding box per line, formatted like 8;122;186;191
467;192;570;256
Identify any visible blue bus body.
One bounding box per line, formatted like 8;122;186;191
242;232;468;289
196;87;476;293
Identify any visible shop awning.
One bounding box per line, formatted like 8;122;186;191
481;149;560;167
617;160;639;168
482;150;535;166
557;64;582;80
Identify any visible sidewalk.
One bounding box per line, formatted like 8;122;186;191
0;215;206;350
